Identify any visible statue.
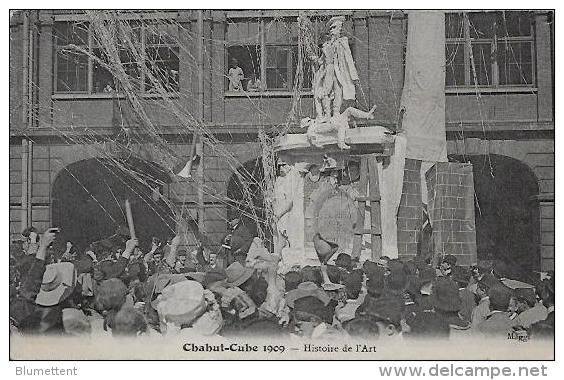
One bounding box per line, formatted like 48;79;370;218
301;105;377;149
310;16;359;118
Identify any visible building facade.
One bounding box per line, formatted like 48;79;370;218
9;10;554;271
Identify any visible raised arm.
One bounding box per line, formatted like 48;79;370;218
164;235;181;269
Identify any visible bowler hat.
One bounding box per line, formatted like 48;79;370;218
387;260;408;291
357;295;404;327
284;271;303;292
335;253;353;271
343;269;363;300
224;262;254;288
293;296;334;324
431;277;462;312
35;262;77;307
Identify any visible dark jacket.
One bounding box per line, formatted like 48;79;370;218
10;257;46;328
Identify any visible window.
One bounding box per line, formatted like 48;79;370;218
445;11;535;88
54;20;179;94
54;21;89;92
225;17;319;93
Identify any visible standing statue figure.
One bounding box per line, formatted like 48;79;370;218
310;16;359;118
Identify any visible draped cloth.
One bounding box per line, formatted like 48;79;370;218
400;11;448;163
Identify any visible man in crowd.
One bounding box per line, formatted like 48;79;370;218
9;225;555;344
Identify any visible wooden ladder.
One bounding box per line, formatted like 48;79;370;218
351;154;382;261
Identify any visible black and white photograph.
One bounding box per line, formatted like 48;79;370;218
7;8;555;361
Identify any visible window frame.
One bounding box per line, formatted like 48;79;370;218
445;11;536;91
53;18;180;97
224;17;316;96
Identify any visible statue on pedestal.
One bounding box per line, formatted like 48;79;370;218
301;105;377;149
310;16;360;119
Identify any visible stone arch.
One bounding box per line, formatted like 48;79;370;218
448;153;541;280
51;156;175;252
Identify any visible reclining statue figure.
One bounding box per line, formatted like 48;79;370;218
300;105;377;150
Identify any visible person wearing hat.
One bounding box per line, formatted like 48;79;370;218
21;226;39;256
513;287;548;329
334;252;353;272
450;266;477;323
335;271;367;323
433;277;469;328
530;276;555;340
475;285;517;337
438;254;457;278
10;228;82;334
290;296;340;339
405;277;468;339
405;267;436;314
470;273;504;328
285;281;332;309
354;295;403;340
223;217;256;266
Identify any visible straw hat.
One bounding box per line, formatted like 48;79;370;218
224;262;254;288
35;262;76;307
156;280;206;326
285;281;330;308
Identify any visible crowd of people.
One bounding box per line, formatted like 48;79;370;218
9;221;555;343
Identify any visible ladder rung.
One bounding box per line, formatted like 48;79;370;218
356;196;381;202
354;229;382;235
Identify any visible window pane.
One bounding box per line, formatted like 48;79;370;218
292;45;312;89
92;48;115;93
445;13;464;39
266;46;291;90
470;43;492;86
498;41;533;85
145;46;180;92
226;19;261;43
118;49;142;91
266;68;288;89
277;49;289;68
498;11;532;37
56;50;88;92
266;46;277;66
146;22;178;45
469;12;499;39
227;45;261;91
445;43;465;86
54;21;89;46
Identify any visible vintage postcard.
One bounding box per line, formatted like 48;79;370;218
8;9;554;360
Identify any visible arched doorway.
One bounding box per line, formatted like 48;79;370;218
226;158;266;241
51;157;176;252
449;154;540;280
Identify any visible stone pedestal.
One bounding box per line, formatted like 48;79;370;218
274;127;395;271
